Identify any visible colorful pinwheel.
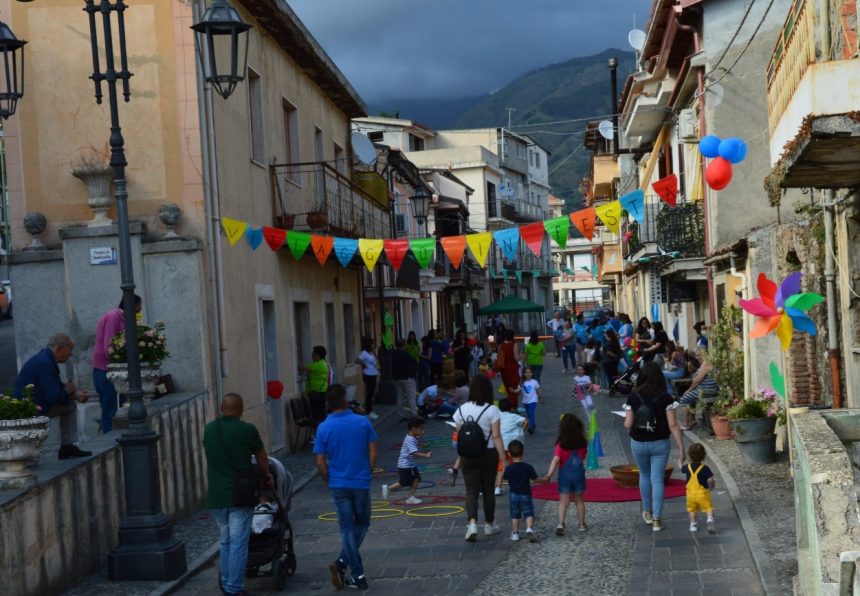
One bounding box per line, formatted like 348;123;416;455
739;272;823;350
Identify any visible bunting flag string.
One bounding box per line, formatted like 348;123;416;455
218;188;693;271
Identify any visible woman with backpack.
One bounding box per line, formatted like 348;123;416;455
623;361;686;533
453;374;507;542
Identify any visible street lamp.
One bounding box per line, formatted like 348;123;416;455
410;184;431;230
0;20;26;120
191;0;251;100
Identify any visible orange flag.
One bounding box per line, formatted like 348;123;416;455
440;235;467;269
384;239;410;272
263;227;286;252
519;222;545;256
570;207;596;241
310;235;334;266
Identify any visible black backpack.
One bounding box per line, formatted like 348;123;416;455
457;405;490;457
632;392;658;433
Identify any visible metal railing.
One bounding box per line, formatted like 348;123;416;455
626;201;663;254
269;161;389;239
657;201;705;257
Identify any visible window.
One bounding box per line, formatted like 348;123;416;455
343;304;356;362
248;68;264;164
516;143;526;159
368;130;384;143
395;213;407;235
535;152;540;168
282;99;299;180
408;133;425;151
260;298;283;450
486;181;497;218
293;302;311;371
334;142;345;176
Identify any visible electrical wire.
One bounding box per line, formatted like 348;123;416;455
709;0;757;75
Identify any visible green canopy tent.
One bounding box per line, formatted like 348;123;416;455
478;294;546;315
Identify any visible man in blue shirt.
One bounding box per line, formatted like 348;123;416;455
13;333;91;459
314;384;378;591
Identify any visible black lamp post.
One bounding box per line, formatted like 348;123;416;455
410;184;431;236
191;0;250;101
0;20;26;120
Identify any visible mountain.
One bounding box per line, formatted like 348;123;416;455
366;48;637;213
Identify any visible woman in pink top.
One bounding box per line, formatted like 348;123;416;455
541;413;589;534
92;294;141;432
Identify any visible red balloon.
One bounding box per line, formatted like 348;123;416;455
705;157;733;190
267;380;284;399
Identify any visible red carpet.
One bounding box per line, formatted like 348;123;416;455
532;478;687;502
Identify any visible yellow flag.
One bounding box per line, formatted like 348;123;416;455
358;238;384;272
595;201;622;235
466;232;492;268
222;217;248;246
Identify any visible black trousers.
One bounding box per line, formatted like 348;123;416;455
362;374;377;413
461;448;499;523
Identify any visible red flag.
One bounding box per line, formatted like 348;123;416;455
652;174;678;207
384;239;410;272
263;226;286;251
569;207;596;241
440;236;467;269
310;235;334;266
519;222;545;256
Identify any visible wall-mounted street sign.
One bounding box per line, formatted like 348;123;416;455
90;246;117;265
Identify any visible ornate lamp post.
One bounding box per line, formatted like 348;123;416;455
0;19;26;120
410;184;431;236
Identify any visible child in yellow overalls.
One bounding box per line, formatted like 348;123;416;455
684;443;716;533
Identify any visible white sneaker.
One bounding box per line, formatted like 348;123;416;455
484;522;500;536
381;484;389;500
494;487;505;496
642;510;653;525
465;523;478;542
367;411;379;420
404;496;422;505
510;532;520;541
707;519;716;534
689;522;698;532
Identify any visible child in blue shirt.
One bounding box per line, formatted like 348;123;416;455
502;439;542;542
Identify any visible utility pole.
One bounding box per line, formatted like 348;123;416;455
505;107;516;129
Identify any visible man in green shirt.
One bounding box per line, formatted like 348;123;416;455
203;393;272;596
299;345;330;422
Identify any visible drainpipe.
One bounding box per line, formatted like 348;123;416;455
729;251;751;398
823;190;843;408
194;0;228;401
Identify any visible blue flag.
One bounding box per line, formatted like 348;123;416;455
620;189;645;223
493;228;520;262
245;226;263;251
333;238;358;267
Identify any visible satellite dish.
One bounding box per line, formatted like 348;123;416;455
351;131;377;166
628;29;646;51
598;120;614;140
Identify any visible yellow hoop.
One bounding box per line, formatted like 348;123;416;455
317;508;405;521
371;500;389;508
404;505;464;517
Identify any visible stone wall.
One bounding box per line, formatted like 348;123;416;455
0;391;209;596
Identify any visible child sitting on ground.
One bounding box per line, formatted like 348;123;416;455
541;413;589;535
502;439;542;543
416;378;454;418
382;417;432;505
684;442;716;533
495;398;529;496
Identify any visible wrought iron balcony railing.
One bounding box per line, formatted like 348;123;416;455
269;161;389;239
656;201;705;258
624;201;663;255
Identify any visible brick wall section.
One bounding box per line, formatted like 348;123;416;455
840;0;857;60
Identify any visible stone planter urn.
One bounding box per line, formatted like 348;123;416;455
107;362;162;406
158;203;181;238
23;212;47;250
0;416;50;490
72;164;114;227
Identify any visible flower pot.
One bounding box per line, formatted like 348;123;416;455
71;164;114;227
106;362;163;404
730;417;777;443
0;416;50;490
609;464;673;488
735;434;776;465
711;415;733;440
306;211;328;229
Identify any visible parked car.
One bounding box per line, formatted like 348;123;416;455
581;307;608;327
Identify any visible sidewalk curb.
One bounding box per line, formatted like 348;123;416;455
148;406;399;596
684;429;779;596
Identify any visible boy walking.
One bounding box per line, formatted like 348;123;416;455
382;418;432;504
502;440;540;542
684;443;716;533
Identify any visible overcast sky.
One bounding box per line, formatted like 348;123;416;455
290;0;652;102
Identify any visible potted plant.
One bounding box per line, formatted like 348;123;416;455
106;320;169;402
306;210;328;229
0;384;50;490
726;389;785;464
707;304;745;440
708;396;736;440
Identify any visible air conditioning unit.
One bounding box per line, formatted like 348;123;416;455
678;108;698;142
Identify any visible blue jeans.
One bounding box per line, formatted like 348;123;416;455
212;506;254;594
663;368;686;396
332;488;371;578
93;368;120;433
509;492;535;519
630;438;671;518
524;402;537;432
562;346;576;370
529;364;543;383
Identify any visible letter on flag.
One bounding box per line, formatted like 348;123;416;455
263;226;286;252
619;189;645;223
286;230;311;261
440;235;467;269
358;239;384;272
384;239;410;272
544;216;570;248
409;238;435;269
595;201;622;234
519;222;545;257
222;217;247;246
466;232;492;268
333;238;358;267
652;174;678;207
569;207;596;241
311;235;334;265
493;227;520;262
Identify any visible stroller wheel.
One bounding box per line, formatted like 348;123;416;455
286;553;297;576
246;566;259;578
272;558;287;591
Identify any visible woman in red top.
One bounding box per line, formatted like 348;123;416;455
499;328;522;407
541;413;588;534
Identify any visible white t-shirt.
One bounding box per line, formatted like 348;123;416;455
358;350;379;376
453;402;501;449
547;317;564;333
521;379;540;405
417;385;439;406
499;411;526;449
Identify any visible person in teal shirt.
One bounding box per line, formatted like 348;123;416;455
523;330;546;382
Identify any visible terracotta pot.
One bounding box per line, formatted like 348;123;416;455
711;415;733;440
306;211;328;229
610;464;673;488
276;213;294;229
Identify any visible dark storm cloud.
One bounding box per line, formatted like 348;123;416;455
290;0;652;101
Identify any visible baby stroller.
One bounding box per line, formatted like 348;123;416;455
245;456;296;590
610;359;642;395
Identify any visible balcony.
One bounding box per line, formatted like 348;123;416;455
656;201;705;258
510;199;546;223
269;162;389;238
624;201;663;257
766;0;860;188
592;155;618;200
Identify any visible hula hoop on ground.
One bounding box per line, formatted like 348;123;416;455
371;500;389;508
318;508;404;521
388;480;435;491
392;494;465;505
404;505;464;517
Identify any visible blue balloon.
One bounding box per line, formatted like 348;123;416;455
718;138;742;162
699;135;721;158
733;140;748;163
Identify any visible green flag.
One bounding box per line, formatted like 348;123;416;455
286;230;311;261
544;216;570;248
409;238;435;269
